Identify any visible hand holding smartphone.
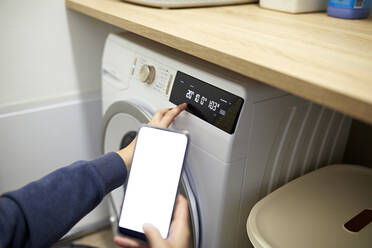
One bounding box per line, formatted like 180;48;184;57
118;125;189;243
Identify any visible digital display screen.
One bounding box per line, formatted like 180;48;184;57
119;126;188;239
170;71;244;134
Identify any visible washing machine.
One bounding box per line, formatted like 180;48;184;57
102;32;351;248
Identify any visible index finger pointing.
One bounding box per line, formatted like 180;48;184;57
160;103;187;127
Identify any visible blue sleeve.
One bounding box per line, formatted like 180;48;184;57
0;152;127;248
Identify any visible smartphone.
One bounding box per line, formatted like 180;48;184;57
118;125;189;242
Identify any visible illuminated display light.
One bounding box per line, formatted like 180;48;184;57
170;71;244;134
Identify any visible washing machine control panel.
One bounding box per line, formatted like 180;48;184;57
170;71;244;134
133;56;243;134
134;57;175;97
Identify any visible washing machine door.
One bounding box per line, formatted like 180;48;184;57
103;101;200;248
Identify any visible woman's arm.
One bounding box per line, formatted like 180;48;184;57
0;152;127;248
0;103;186;248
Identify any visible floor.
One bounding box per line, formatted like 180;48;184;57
75;228;116;247
53;228;117;248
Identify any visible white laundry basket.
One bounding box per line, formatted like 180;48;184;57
247;164;372;248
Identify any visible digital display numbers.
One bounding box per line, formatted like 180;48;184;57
169;71;244;134
185;90;220;111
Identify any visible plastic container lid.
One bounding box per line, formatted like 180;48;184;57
247;165;372;248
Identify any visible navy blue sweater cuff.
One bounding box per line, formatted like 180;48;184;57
91;152;128;195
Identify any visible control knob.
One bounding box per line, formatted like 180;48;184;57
139;65;155;84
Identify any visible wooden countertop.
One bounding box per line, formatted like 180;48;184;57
66;0;372;124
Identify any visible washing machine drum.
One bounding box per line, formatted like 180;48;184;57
103;101;200;248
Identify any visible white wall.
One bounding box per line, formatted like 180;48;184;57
0;94;107;235
0;0;122;237
0;0;120;106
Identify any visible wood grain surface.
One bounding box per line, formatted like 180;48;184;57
66;0;372;124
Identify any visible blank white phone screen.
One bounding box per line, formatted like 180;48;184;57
119;126;188;238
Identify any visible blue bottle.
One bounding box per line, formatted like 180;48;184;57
328;0;371;19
